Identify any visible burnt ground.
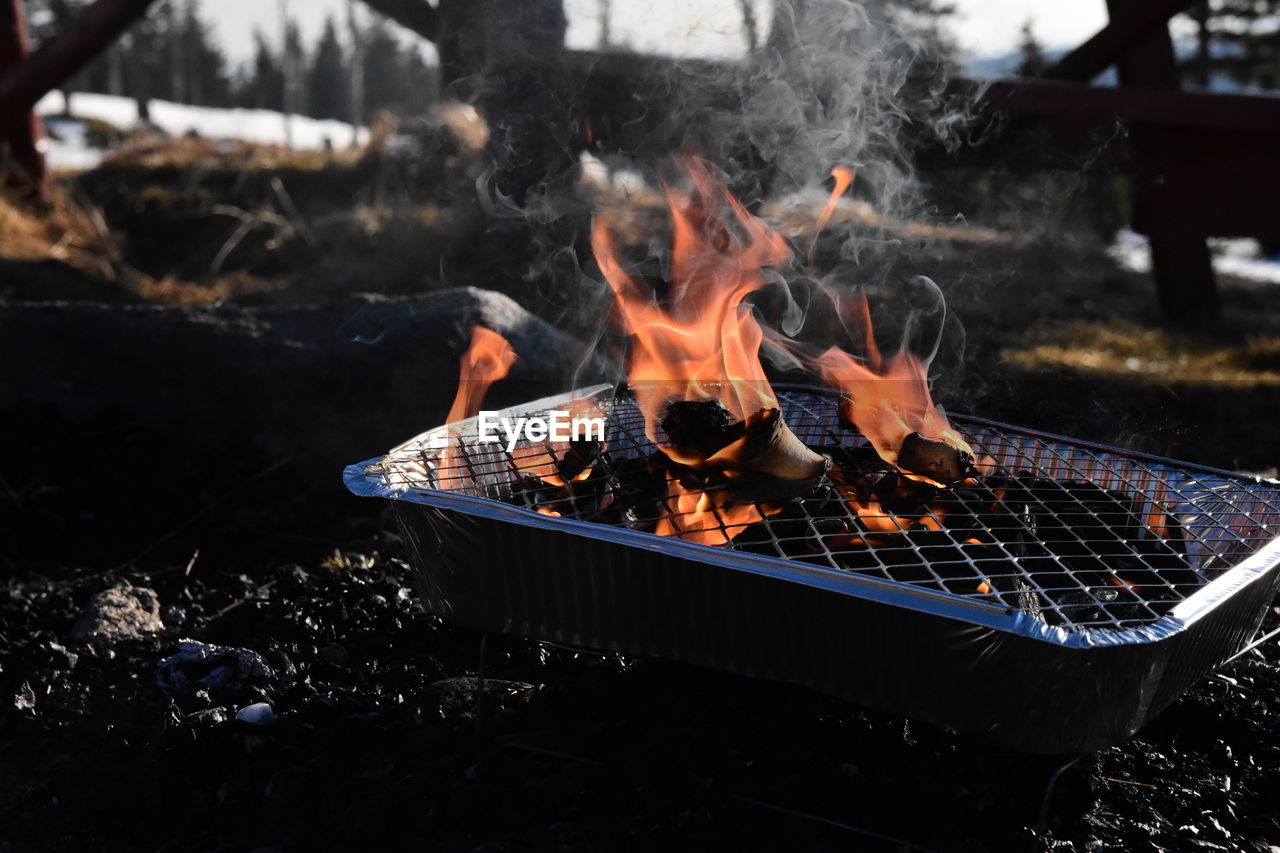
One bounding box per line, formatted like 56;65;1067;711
3;148;1280;851
3;543;1278;852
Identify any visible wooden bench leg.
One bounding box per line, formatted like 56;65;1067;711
1107;0;1220;323
1148;236;1219;323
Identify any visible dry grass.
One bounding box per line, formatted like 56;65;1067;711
102;137;363;173
133;272;291;305
1004;320;1280;387
0;178;299;305
0;183;117;277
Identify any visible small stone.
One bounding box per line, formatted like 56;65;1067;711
156;640;274;700
46;642;78;670
183;707;231;727
236;702;275;726
72;581;164;643
13;682;36;713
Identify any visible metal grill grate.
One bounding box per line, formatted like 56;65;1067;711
370;385;1280;632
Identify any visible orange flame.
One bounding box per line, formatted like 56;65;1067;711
592;157;790;453
654;478;774;546
446;326;517;427
817;327;973;477
833;483;944;535
1109;574;1140;593
779;170;975;483
808;166;856;263
436;326;517;489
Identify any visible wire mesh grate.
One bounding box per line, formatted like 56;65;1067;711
371;386;1280;632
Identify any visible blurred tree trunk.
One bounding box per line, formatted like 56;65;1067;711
1191;1;1210;87
347;0;363;146
357;0;571;202
0;0;48;196
738;0;758;51
434;0;570;204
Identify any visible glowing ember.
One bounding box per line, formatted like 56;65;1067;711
653;478;775;546
834;484;943;535
1109;574;1140;593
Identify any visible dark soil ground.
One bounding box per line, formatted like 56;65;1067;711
3;142;1280;851
4;544;1278;852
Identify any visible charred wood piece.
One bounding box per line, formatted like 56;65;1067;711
896;432;977;486
661;399;743;460
713;407;829;486
871;470;940;515
661;404;830;500
555;437;603;483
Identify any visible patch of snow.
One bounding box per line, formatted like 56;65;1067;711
33;91;369;171
41;116;104;170
1109;228;1280;286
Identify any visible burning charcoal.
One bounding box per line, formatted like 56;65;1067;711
872;470;939;515
812;518;851;537
836;394;856;431
896;432;978;486
621;507;651;531
555;438;604;483
1054;587;1119;626
661;399;743;460
512;475;571;516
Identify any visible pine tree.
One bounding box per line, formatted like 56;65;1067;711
309;17;349;120
241;29;284;111
179;0;233;107
360;19;436;121
1016;20;1048;77
283;19;307;117
1178;0;1280;90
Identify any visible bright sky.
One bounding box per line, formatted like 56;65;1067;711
949;1;1107;58
208;0;1111;68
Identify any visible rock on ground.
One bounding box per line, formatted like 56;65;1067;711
157;640;274;700
71;581;164;643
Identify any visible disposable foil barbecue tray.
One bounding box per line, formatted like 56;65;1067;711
345;384;1280;753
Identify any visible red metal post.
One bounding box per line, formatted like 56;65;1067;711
0;0;157;116
0;0;47;194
